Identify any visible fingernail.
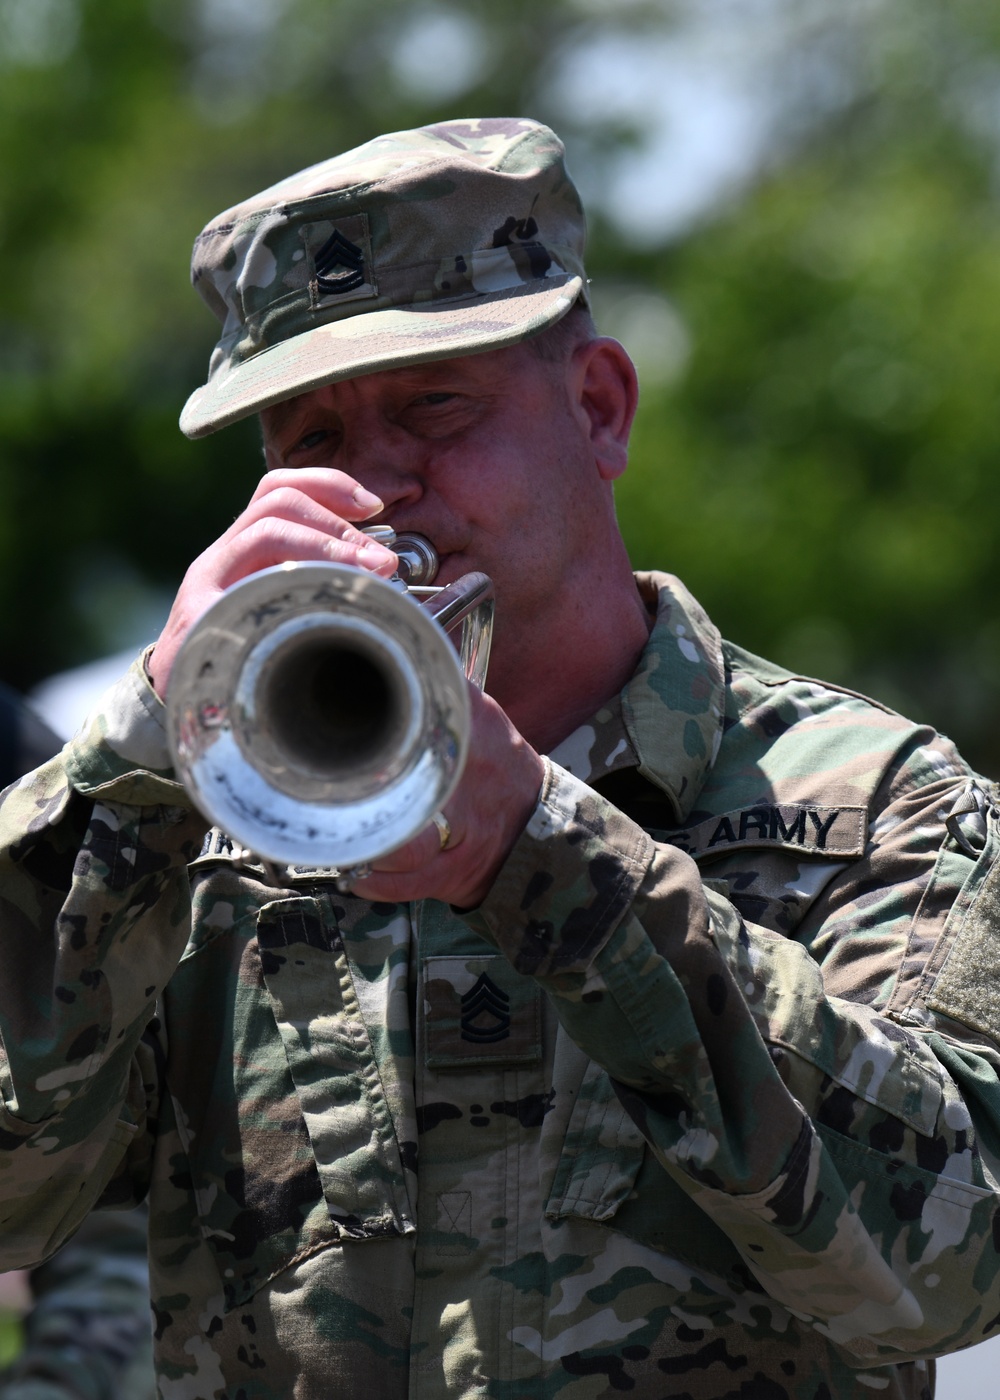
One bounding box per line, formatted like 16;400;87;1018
361;540;397;567
353;487;383;512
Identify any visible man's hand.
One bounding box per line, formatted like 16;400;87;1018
147;469;398;700
342;686;546;909
147;464;545;906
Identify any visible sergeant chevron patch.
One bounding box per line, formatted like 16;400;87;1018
460;973;511;1043
305;211;377;307
424;955;541;1067
315;228;366;294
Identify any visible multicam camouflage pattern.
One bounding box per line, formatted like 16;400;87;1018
179;118;585;439
0;691;154;1400
0;571;999;1396
0;1210;155;1400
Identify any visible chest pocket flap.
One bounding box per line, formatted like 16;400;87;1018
257;896;415;1240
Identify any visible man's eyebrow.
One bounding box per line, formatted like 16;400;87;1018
260;397;305;440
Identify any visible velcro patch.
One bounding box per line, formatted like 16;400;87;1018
671;804;868;860
423;955;541;1068
928;846;1000;1040
305;212;377;306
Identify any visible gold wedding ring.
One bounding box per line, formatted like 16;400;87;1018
431;811;452;852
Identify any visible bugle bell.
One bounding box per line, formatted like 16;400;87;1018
165;533;494;871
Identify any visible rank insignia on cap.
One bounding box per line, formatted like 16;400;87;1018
314;228;366;294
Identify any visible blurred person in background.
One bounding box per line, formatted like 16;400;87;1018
0;687;61;791
0;1215;153;1400
0;117;997;1399
0;690;154;1400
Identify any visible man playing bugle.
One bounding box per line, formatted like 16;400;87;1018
0;119;997;1399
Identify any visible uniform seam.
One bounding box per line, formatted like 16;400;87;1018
257;1233;343;1293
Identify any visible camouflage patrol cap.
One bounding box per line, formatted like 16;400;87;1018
179;117;587;438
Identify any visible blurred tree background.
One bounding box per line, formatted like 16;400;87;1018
3;0;1000;768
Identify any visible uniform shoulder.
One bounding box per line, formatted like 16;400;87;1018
715;641;975;812
722;640;900;718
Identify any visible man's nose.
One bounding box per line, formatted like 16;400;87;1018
342;419;425;511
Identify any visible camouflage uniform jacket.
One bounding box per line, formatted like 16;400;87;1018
0;570;998;1399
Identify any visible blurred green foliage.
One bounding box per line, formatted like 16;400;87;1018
3;0;1000;768
0;1311;21;1367
615;5;1000;771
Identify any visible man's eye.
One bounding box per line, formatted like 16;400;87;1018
295;429;330;451
414;392;455;406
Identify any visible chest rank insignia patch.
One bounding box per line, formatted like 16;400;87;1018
460;974;511;1043
314;228;366;295
423;953;541;1067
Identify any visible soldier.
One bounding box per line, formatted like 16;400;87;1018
0;118;996;1398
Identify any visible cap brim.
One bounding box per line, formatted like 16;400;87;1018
179;274;583;439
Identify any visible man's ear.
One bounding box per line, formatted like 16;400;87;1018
569;336;639;481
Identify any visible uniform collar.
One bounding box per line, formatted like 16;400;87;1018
623;572;726;823
549;572;726;825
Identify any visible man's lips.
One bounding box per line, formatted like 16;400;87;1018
386;532;471;588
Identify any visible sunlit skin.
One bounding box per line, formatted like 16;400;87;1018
149;333;649;906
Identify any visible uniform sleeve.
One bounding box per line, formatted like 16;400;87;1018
0;659;206;1269
474;749;1000;1363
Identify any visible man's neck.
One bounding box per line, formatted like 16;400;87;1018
488;569;654;756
